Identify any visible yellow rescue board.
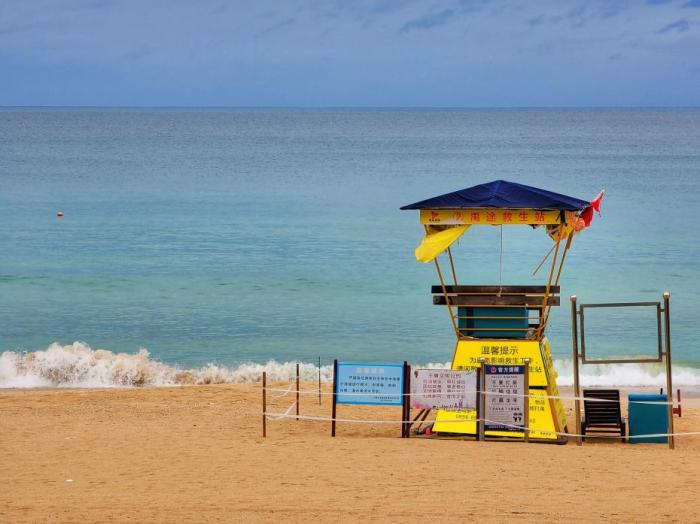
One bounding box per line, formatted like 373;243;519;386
540;338;567;432
549;378;568;433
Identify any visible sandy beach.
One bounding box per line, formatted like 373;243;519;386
4;1;700;522
1;383;698;523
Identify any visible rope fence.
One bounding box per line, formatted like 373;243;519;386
261;405;700;440
260;369;693;444
262;386;679;405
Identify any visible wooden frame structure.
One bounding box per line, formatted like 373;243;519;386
570;292;675;449
424;224;571;443
428;222;572;343
403;181;603;443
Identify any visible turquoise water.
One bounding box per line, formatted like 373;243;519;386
1;108;699;373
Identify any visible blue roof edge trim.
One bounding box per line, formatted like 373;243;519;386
400;180;590;211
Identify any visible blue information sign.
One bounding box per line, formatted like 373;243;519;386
335;362;404;406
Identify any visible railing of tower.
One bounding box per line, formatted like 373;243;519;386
429;227;567;341
405;186;604;341
422;219;579;341
430;282;561;340
537;223;574;339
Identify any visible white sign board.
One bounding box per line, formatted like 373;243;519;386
410;369;477;411
484;365;526;431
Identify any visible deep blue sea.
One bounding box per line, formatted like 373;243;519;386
1;108;699;386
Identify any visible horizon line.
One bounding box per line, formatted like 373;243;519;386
1;104;700;110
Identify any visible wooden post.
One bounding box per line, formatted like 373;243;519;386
540;234;573;335
433;255;460;338
537;225;564;339
660;388;682;417
403;362;410;438
523;358;530;443
318;356;322;406
414;409;431;433
262;372;267;438
571;295;582;446
478;358;486;441
401;363;406;438
296;362;300;421
407;363;412;438
553;235;573;289
663;292;674;450
331;359;338;437
446;247;458;286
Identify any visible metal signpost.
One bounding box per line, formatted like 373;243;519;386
570;292;675;449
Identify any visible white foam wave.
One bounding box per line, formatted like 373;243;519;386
1;342;699;389
422;359;700;387
0;342;334;388
554;358;700;387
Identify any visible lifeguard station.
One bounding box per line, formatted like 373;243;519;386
401;180;603;442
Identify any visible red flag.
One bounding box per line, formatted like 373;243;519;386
580;190;604;228
580;206;594;227
590;190;604;215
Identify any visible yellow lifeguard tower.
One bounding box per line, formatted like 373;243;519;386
401;180;603;442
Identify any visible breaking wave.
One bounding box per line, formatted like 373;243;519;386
1;342;700;388
0;342;334;388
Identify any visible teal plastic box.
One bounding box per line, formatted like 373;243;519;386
628;394;668;443
458;306;528;339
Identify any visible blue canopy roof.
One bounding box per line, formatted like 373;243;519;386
400;180;590;211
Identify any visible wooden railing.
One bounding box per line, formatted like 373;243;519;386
431;285;560;339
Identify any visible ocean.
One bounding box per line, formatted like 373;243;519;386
1;107;699;387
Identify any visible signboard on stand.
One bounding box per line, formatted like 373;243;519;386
433;338;564;440
335;362;405;405
484;365;526;432
410;369;477;411
332;361;410;438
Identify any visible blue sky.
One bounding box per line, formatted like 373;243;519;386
1;0;699;106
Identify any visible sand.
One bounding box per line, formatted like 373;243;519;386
1;383;699;523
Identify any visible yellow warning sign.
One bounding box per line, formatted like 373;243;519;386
432;337;566;440
541;338;557;383
549;380;568;433
541;338;567;432
450;339;550;387
432;389;559;440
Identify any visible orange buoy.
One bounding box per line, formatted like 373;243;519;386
57;211;64;217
